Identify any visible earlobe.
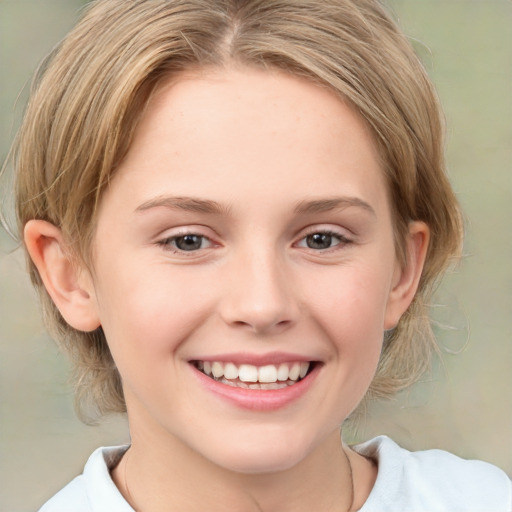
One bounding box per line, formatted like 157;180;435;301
24;220;101;332
384;221;430;330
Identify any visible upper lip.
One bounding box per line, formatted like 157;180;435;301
188;352;318;366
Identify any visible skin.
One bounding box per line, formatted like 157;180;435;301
25;66;429;511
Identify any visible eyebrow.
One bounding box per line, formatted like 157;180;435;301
135;195;375;217
294;197;376;216
135;196;230;215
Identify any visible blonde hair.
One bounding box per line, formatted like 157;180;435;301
9;0;462;421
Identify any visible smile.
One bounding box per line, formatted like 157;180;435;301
193;361;311;389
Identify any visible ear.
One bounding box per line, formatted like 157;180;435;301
24;220;101;332
384;221;430;330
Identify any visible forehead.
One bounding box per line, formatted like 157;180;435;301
98;66;390;223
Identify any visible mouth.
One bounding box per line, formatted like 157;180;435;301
191;360;314;390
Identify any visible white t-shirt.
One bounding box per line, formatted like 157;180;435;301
39;436;511;512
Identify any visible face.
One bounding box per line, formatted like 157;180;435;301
85;67;420;473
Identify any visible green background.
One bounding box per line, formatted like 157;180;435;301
1;1;511;510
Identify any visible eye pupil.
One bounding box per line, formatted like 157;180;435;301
175;235;202;251
306;233;332;249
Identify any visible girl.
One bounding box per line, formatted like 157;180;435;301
5;0;511;510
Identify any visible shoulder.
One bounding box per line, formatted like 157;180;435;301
38;474;90;512
38;446;133;512
353;436;512;512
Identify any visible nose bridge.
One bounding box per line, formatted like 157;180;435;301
220;241;297;333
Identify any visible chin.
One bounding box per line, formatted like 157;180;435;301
214;451;305;475
202;429;316;475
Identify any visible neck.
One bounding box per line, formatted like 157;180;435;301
112;428;363;512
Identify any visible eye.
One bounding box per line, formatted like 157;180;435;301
159;234;213;252
296;230;350;250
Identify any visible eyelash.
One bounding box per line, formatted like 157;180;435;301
157;233;214;253
295;229;352;251
157;228;351;255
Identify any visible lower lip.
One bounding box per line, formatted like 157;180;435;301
190;364;320;411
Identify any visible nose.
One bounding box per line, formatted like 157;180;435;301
218;248;299;335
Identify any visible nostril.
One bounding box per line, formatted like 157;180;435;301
230;318;293;333
232;320;252;328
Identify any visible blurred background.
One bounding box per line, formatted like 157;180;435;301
1;0;511;510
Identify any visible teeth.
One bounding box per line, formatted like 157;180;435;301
211;362;224;378
288;363;300;381
239;364;258;383
277;364;289;381
197;361;311;385
258;365;278;383
224;362;238;380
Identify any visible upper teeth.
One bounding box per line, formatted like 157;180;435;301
198;361;310;383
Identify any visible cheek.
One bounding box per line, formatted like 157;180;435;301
93;261;215;365
310;263;392;337
303;263;391;387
